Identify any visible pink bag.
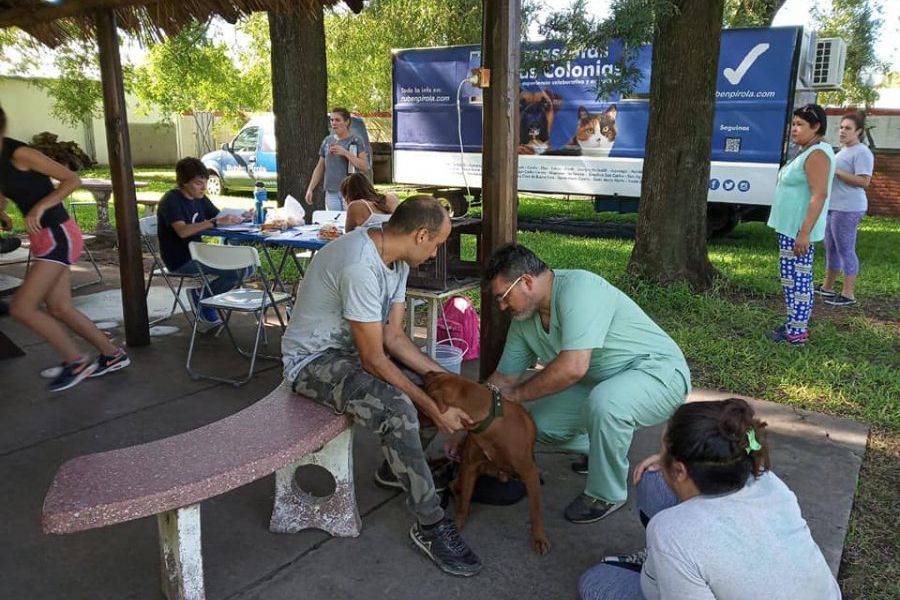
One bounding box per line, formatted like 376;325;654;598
436;295;480;360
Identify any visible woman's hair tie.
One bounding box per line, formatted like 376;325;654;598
745;428;762;454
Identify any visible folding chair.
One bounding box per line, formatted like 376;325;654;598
185;242;292;386
139;216;197;327
312;210;346;224
73;234;104;290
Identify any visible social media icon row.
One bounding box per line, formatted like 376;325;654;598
709;178;750;192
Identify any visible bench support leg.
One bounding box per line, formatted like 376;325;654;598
270;427;362;538
157;504;205;600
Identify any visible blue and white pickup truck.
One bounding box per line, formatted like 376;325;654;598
200;113;372;196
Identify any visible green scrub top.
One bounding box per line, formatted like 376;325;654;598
497;270;690;388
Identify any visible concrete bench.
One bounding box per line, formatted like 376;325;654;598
42;384;360;600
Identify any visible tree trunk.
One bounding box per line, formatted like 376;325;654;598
269;9;328;211
627;0;724;290
479;0;520;380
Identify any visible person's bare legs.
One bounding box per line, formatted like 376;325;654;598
10;261;83;361
822;269;839;293
10;261;116;361
840;274;857;300
44;266;118;355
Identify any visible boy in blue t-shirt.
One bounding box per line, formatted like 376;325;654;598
156;158;250;323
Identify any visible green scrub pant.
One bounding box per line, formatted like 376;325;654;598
529;368;688;503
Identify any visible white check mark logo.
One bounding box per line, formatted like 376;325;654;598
723;43;770;85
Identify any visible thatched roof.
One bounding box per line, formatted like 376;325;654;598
0;0;364;47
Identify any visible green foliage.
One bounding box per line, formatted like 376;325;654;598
0;29;103;128
536;0;666;100
34;39;104;128
129;22;261;128
814;0;887;107
234;13;273;113
324;0;484;113
723;0;785;27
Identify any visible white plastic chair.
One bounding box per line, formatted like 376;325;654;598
139;216;197;327
185;242;292;386
312;210;346;224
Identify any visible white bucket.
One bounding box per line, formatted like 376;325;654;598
434;338;468;375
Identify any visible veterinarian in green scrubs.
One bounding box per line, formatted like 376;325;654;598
484;244;690;524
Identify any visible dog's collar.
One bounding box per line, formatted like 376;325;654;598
471;382;504;434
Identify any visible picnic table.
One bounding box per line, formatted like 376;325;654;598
75;178;148;242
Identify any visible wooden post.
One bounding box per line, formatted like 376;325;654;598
479;0;521;379
94;8;150;346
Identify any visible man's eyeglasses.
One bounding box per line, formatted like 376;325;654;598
497;275;524;303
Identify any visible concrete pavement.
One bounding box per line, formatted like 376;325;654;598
0;267;867;600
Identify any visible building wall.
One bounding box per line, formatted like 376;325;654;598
1;76;197;166
868;151;900;218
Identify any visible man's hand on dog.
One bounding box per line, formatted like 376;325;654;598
432;406;473;434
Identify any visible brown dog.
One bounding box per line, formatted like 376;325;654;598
423;371;550;555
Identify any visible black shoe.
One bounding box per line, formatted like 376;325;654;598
374;460;447;493
564;493;625;524
89;349;131;378
409;518;482;577
48;358;97;392
571;455;589;474
0;236;21;254
824;294;857;307
813;284;836;298
604;548;647;568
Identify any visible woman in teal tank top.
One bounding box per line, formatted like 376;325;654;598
766;104;836;346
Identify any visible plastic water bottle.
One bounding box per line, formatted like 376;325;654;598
253;181;266;225
347;139;358;174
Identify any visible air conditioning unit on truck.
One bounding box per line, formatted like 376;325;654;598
391;27;846;236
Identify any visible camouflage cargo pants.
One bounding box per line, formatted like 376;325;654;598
291;348;444;525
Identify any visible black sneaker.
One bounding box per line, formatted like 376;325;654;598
89;349;131;378
814;284;836;298
374;460;447;493
825;294;857;307
571;455;589;474
564;493;625;524
48;358;97;392
604;548;647;567
409;518;482;577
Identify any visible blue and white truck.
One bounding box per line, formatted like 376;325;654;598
391;27;844;234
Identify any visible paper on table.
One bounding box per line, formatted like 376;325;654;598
218;207;249;220
216;223;258;232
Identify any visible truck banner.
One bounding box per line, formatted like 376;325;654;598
392;27;803;206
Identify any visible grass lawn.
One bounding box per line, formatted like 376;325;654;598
3;167;898;598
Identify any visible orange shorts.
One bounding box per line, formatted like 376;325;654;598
28;219;83;266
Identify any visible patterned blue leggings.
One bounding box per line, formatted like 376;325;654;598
778;233;815;336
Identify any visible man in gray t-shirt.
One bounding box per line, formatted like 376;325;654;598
282;196;482;577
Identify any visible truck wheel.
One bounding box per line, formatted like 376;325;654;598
436;191;469;217
206;173;223;196
706;204;739;238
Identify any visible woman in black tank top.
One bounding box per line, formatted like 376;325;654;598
0;106;129;392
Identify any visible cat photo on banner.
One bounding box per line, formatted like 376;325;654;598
566;105;618;156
